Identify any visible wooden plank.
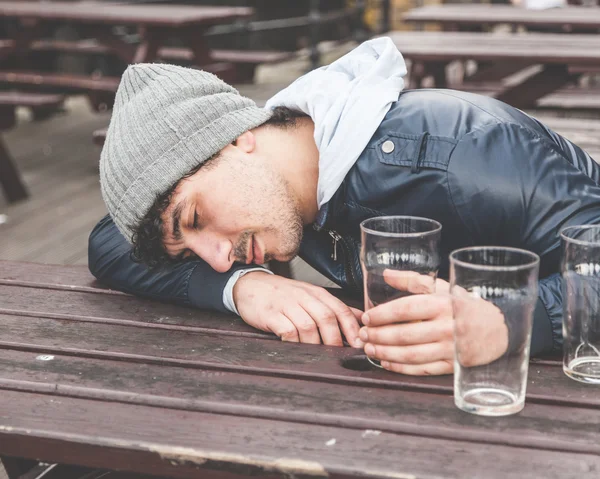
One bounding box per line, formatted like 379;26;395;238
0;314;588;406
455;82;600;113
0;286;270;337
495;64;577;109
0;92;64;108
0;349;597;454
29;40;295;65
385;31;600;65
0;3;253;28
403;5;600;31
0;72;120;93
1;390;599;479
0;262;98;289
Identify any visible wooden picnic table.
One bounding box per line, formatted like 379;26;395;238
0;2;253;67
403;4;600;32
386;30;600;108
0;260;598;479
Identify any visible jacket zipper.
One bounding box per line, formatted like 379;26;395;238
329;230;360;293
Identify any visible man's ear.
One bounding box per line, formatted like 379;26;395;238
234;130;256;154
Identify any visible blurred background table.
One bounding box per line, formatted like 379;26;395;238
403;4;600;32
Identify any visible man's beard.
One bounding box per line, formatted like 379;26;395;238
233;208;303;264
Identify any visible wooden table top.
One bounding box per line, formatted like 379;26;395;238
0;261;598;479
0;2;253;27
403;5;600;30
386;31;600;65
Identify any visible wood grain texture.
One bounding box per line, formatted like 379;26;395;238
0;349;597;455
0;284;266;335
0;314;588;407
404;5;600;30
386;31;600;65
0;3;253;28
0;258;596;478
1;390;599;479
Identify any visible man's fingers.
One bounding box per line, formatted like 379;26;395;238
267;314;300;343
364;293;450;326
350;307;364;321
283;304;322;344
383;270;435;294
365;341;453;365
312;290;362;347
434;278;451;294
381;359;454;376
301;297;344;347
361;317;453;346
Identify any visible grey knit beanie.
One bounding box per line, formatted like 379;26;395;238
100;63;273;242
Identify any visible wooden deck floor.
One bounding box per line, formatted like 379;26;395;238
0;81;288;266
1;86;600;267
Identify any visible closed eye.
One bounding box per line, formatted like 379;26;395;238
193;211;199;229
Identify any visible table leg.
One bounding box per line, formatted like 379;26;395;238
1;457;40;479
85;25;137;65
495;64;578;109
178;28;239;82
0;134;29;203
180;27;213;67
234;64;257;84
133;27;164;64
466;61;531;84
12;19;44;67
409;61;426;89
428;62;449;88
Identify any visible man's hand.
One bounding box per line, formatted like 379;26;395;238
233;272;363;347
359;270;508;376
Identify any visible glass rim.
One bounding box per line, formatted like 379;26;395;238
560;224;600;247
360;215;442;238
449;246;540;271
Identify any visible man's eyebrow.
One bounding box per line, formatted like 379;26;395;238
171;199;187;241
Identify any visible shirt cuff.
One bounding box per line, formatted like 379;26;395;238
222;268;274;315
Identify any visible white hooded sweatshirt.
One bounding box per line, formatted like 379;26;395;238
224;37;408;314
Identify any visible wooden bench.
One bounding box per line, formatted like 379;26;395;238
0;71;119;111
28;39;296;84
0;91;65;204
455;82;600;113
160;47;295;83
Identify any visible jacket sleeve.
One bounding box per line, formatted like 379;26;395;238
448;122;600;356
88;214;267;313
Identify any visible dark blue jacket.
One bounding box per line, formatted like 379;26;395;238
89;89;600;356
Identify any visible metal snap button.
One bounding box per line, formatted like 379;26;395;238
381;140;395;153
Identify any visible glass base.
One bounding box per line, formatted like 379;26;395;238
455;388;524;416
564;357;600;384
367;357;383;368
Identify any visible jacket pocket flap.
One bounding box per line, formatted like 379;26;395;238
375;133;457;171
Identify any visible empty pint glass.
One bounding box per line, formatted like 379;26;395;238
450;247;539;416
561;225;600;384
360;216;442;367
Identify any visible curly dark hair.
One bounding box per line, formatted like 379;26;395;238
130;106;309;267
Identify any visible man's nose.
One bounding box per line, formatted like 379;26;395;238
189;233;233;273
